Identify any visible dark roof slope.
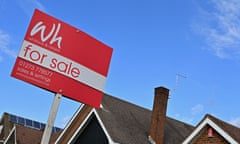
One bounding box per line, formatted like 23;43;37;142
97;94;194;144
206;114;240;142
164;117;195;143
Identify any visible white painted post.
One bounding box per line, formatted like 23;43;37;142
41;93;62;144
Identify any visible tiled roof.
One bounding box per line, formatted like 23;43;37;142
54;94;240;144
96;94;194;143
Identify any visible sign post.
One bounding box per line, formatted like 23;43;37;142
41;93;62;144
11;9;113;144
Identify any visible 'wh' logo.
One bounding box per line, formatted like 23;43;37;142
30;21;62;49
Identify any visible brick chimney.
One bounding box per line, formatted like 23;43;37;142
149;86;169;144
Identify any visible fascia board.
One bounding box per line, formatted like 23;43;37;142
66;109;117;144
55;104;85;144
93;109;117;144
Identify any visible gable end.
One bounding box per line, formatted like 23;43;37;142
182;118;238;144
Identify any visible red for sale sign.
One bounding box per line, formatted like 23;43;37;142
11;9;113;108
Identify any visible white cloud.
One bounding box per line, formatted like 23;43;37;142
229;117;240;127
191;104;204;115
174;113;195;125
194;0;240;59
0;30;17;59
0;0;6;10
0;30;9;47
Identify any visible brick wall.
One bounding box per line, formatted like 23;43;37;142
191;125;229;144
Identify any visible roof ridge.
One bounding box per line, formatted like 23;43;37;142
103;93;152;111
166;116;194;127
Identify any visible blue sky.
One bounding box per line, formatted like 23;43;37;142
1;0;240;128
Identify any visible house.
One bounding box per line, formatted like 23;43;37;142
0;86;240;144
55;86;240;144
55;87;194;144
0;112;62;144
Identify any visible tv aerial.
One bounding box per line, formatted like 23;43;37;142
173;73;187;91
